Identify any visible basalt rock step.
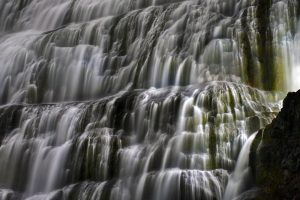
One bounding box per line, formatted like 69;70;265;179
250;90;300;200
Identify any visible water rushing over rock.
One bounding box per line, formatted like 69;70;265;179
0;0;298;104
0;82;282;200
223;132;257;200
0;0;299;200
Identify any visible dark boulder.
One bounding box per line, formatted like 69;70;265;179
250;90;300;200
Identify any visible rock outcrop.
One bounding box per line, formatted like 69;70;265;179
250;90;300;200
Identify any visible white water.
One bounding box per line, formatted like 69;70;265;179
0;0;298;200
223;132;257;200
291;22;300;91
0;0;297;104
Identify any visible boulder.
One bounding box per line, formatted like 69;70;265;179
250;90;300;199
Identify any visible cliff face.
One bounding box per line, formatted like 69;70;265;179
250;90;300;199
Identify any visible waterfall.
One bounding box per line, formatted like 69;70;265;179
223;132;257;200
0;0;298;200
291;22;300;91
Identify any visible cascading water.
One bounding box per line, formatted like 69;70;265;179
223;132;257;200
291;22;300;91
0;0;298;200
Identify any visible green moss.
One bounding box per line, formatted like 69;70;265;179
26;84;37;104
272;55;287;91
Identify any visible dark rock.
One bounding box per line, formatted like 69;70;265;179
233;188;262;200
250;90;300;200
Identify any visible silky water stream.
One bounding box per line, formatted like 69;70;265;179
0;0;299;199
